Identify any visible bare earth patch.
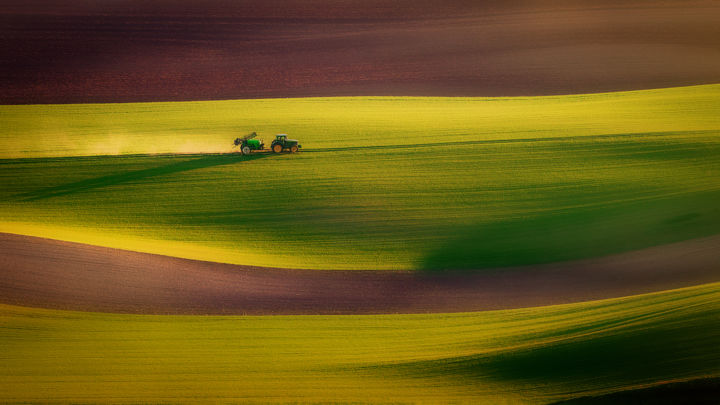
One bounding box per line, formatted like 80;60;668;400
1;232;718;314
2;0;720;103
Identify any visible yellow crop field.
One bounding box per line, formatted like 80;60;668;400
1;85;719;159
1;282;718;403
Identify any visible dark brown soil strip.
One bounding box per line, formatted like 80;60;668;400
2;0;720;103
0;232;718;315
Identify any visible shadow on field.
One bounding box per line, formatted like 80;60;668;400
470;322;718;383
375;303;719;398
550;378;720;405
420;191;720;273
419;208;626;273
19;153;266;201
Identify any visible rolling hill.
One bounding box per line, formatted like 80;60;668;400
1;85;719;270
1;282;718;403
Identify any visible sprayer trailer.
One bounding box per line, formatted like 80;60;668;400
234;133;301;155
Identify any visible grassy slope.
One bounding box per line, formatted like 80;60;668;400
1;283;718;403
2;85;720;159
1;85;719;269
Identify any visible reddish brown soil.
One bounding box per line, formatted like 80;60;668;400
2;0;720;104
1;232;718;315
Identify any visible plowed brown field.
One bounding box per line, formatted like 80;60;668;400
2;232;718;314
3;0;720;103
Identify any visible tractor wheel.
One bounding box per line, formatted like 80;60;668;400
272;144;283;153
290;145;298;153
241;146;251;155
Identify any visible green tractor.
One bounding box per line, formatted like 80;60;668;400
271;134;301;153
233;133;301;155
233;132;264;155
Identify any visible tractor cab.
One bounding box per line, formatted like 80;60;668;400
271;133;301;153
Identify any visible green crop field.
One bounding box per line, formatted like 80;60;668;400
1;85;719;269
2;85;720;159
1;282;718;403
